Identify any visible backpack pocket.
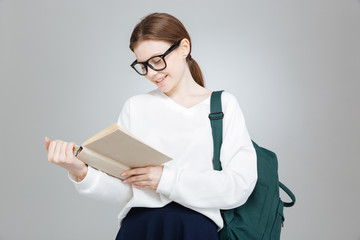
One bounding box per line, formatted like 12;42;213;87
271;200;284;240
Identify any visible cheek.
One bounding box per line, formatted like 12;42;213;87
166;58;187;77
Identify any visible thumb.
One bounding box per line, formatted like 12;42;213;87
45;137;51;150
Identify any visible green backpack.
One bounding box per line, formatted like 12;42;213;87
209;91;296;240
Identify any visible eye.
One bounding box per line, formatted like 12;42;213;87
149;57;162;65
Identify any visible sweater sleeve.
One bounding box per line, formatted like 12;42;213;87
156;93;257;209
68;99;133;204
68;166;132;204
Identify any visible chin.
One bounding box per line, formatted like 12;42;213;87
157;84;172;93
158;87;170;94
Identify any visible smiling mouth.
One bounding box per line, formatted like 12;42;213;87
155;75;167;84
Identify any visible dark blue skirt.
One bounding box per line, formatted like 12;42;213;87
115;202;219;240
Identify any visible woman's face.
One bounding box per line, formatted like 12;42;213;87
133;40;188;94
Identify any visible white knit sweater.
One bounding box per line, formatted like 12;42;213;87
69;88;257;229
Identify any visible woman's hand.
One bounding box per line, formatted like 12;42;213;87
121;166;164;190
45;137;88;181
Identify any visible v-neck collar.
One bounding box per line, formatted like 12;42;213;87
156;88;212;112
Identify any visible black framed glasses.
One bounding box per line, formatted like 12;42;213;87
131;40;181;76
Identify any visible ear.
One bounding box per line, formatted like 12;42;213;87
179;38;191;59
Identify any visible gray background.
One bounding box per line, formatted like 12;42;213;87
0;0;359;239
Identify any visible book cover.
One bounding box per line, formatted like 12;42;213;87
74;124;172;179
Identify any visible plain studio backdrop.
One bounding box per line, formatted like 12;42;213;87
0;0;359;239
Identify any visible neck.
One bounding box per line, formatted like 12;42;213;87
164;67;206;100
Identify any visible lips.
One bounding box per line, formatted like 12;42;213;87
155;75;167;84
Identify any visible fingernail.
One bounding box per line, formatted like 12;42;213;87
121;172;127;177
123;179;128;183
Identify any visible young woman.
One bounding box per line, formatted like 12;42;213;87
45;13;257;240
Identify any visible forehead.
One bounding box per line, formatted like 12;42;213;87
133;40;172;62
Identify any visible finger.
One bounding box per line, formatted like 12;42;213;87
47;140;58;162
123;174;148;184
59;141;68;163
66;142;75;159
122;167;148;178
53;140;62;163
133;181;152;188
45;137;51;150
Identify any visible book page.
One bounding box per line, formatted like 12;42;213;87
81;124;118;146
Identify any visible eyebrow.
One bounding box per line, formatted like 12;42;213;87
135;40;181;63
136;52;163;63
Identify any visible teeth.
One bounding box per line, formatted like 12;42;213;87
156;76;165;83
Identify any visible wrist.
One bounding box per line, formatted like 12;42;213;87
70;166;88;182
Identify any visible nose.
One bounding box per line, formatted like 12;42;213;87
146;67;158;78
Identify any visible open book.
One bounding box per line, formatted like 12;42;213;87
74;124;172;179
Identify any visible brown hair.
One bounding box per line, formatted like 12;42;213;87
129;13;204;87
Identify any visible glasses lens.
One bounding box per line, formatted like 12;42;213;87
133;63;147;75
148;57;166;70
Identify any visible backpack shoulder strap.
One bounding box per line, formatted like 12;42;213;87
209;90;224;171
